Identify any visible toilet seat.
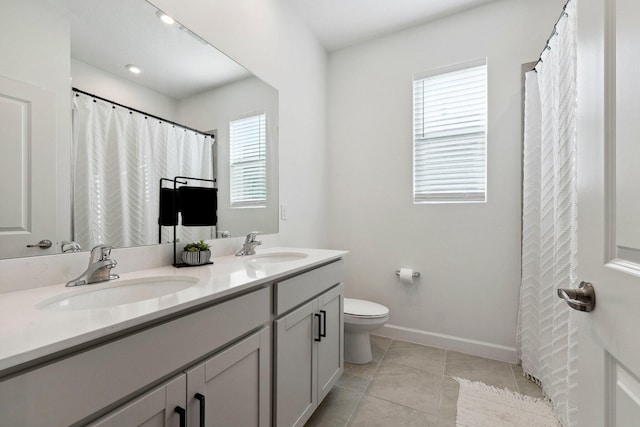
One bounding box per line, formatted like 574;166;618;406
344;298;389;318
343;298;389;364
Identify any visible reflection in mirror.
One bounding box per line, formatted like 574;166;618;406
615;3;640;264
0;0;278;259
71;90;216;249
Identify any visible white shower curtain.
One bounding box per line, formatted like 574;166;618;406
517;1;578;426
72;94;214;250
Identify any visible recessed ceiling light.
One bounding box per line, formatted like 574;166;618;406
155;10;175;25
126;64;142;74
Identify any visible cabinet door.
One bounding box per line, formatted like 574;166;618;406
275;300;318;427
89;375;186;427
186;327;270;427
316;284;344;402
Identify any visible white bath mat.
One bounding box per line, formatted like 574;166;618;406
454;378;560;427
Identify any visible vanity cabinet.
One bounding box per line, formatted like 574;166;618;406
0;255;346;427
274;261;344;427
92;327;271;427
89;375;187;427
185;327;271;427
0;287;270;426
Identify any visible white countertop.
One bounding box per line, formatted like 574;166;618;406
0;247;346;374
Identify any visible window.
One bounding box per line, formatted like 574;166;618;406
413;59;487;203
229;112;267;208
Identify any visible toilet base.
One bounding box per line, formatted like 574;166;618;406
344;330;373;364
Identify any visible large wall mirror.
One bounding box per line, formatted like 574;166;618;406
614;0;640;266
0;0;278;260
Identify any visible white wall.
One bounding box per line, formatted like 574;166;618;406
71;59;179;120
151;0;329;248
177;77;279;237
327;0;563;361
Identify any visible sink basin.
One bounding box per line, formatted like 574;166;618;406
38;276;198;311
247;252;308;264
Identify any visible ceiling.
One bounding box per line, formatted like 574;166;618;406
68;0;502;97
282;0;501;51
70;0;251;100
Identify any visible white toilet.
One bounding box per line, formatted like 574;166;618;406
343;298;389;364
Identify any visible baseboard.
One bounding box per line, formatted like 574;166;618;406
375;324;518;364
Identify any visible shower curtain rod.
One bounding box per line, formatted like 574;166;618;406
72;87;215;139
533;0;571;71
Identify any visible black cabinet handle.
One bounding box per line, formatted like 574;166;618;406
174;406;186;427
320;310;327;338
314;313;322;342
195;393;206;427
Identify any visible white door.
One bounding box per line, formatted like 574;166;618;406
0;75;57;258
576;0;640;425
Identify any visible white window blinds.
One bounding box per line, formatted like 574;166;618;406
229;112;267;208
413;60;487;203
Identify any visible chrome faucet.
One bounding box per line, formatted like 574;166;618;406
61;240;82;253
66;244;119;287
236;232;262;256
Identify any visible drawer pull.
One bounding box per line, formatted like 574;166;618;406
174;406;186;427
320;310;327;338
314;313;322;342
195;393;206;427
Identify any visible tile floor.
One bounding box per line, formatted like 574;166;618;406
305;335;543;427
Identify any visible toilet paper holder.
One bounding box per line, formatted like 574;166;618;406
395;269;420;278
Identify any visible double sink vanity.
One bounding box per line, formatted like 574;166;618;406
0;247;346;427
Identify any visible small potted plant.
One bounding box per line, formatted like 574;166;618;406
181;240;211;266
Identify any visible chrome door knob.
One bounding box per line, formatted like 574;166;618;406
557;281;596;312
26;239;53;249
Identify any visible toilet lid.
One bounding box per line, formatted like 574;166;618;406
344;298;389;318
